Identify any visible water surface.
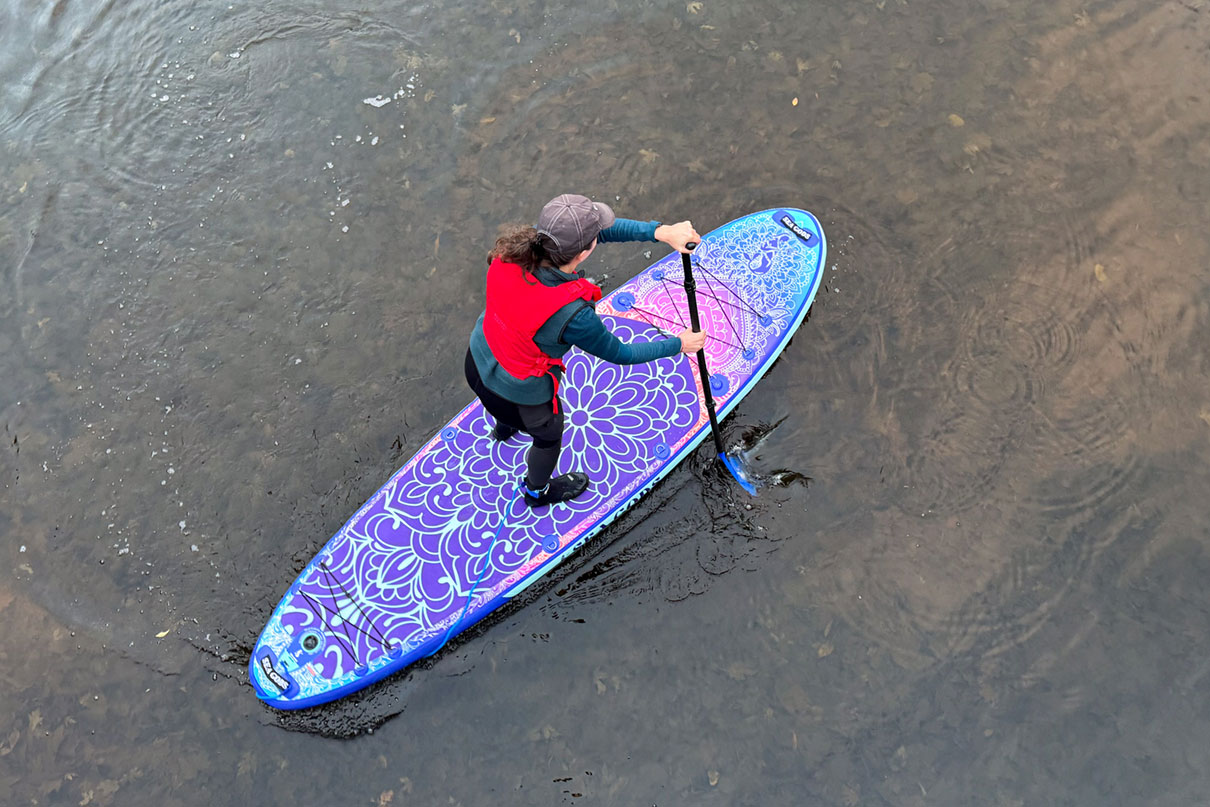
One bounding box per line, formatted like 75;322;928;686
3;0;1209;804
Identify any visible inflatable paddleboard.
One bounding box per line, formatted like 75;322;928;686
251;208;825;709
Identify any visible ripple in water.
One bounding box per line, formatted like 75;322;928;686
817;507;1105;670
944;282;1083;415
893;208;1131;517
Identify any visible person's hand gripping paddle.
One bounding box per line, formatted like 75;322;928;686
681;244;759;496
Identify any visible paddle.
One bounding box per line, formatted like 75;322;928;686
681;244;758;496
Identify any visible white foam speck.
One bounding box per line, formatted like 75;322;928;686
370;136;379;145
363;95;391;108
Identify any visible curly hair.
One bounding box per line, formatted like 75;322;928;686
488;223;550;272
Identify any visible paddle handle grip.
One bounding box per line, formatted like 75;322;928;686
682;244;703;333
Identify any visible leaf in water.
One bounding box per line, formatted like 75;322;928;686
155;629;171;638
1094;263;1107;282
725;662;757;681
963;133;992;156
817;642;834;658
896;189;918;205
948;113;965;127
28;710;42;733
1198;408;1210;427
377;791;395;806
792;97;799;106
708;769;720;786
528;724;560;741
910;72;934;93
237;751;258;778
687;1;704;13
639;149;659;164
0;729;19;756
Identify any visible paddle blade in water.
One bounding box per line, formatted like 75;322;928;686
720;451;759;496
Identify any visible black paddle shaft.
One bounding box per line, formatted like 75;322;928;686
681;247;726;455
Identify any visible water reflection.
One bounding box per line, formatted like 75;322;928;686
3;0;1210;803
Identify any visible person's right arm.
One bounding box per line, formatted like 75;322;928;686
562;307;706;364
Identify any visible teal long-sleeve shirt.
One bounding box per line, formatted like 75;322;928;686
468;217;684;405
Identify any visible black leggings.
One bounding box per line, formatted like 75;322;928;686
464;349;565;489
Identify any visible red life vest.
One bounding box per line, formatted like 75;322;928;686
482;258;602;411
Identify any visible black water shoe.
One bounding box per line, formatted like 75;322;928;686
491;423;519;442
523;472;590;508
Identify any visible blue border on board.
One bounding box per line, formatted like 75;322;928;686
251;208;826;709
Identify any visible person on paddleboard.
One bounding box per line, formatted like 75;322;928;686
466;193;707;509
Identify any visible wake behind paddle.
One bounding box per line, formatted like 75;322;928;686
681;244;759;496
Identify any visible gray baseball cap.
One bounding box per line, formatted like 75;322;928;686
536;193;616;263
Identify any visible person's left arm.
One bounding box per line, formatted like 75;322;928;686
599;218;701;253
